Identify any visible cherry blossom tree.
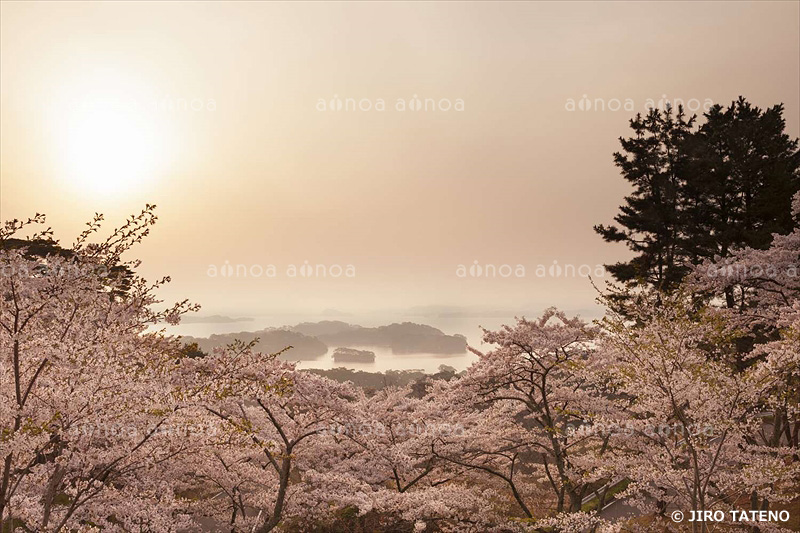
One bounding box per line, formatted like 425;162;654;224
4;206;797;533
174;339;367;532
0;208;197;531
691;192;800;323
429;308;613;529
594;294;798;533
320;384;500;532
689;193;800;513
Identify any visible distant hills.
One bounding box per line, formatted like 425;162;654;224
180;315;254;324
182;329;327;360
320;308;353;317
289;320;362;337
291;321;467;354
403;305;604;319
181;320;468;361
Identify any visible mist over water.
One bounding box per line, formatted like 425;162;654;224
165;309;605;372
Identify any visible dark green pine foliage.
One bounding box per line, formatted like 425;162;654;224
1;237;135;300
684;98;800;279
597;97;800;300
594;105;695;292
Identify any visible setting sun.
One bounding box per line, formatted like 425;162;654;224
51;70;162;198
63;105;157;196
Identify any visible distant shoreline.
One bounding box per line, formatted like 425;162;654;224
179;315;255;324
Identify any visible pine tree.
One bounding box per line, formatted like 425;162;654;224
594;105;695;292
597;97;800;299
685;98;800;302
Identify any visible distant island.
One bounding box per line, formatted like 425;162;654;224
180;315;254;324
180;320;468;362
181;328;327;360
332;347;375;363
287;321;467;354
320;308;353;317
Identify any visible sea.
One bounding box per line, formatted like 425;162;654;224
162;310;603;374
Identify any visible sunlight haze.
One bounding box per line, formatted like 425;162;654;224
2;1;798;316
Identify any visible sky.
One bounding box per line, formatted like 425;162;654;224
1;1;799;317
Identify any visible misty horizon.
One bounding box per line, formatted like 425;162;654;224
3;1;798;319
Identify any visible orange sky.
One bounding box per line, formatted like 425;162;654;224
2;1;799;316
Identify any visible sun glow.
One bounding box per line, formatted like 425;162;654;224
53;70;164;198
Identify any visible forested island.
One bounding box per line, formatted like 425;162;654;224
180;320;468;361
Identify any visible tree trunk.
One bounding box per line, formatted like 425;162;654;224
257;456;291;533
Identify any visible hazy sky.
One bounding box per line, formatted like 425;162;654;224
2;1;799;316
